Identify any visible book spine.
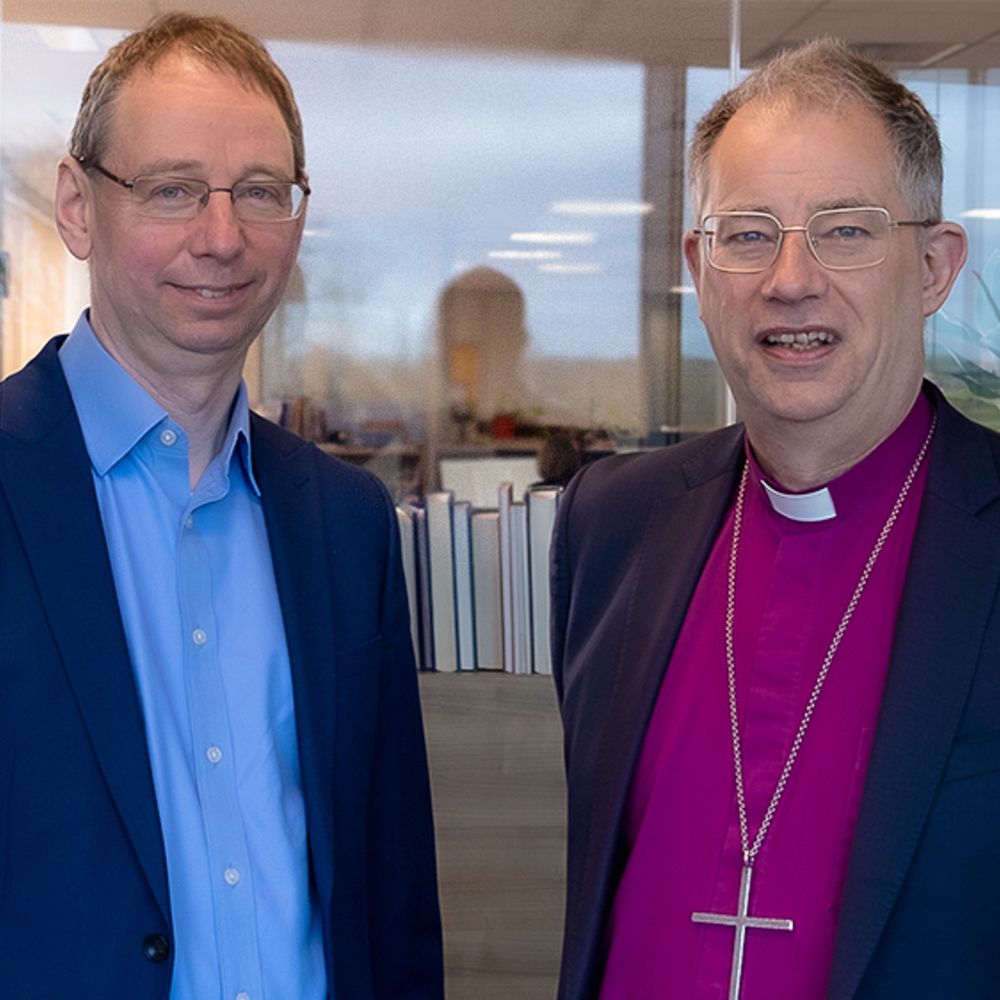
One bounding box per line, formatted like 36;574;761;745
426;491;459;672
452;500;477;671
527;489;560;675
471;511;503;671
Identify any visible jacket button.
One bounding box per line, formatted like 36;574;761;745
142;933;171;963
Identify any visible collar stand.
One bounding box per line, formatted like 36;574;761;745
760;479;837;522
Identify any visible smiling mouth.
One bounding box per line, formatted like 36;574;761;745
763;330;836;352
171;282;250;300
193;285;244;300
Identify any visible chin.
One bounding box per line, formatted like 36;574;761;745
745;385;851;427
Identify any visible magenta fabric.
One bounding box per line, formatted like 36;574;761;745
599;393;933;1000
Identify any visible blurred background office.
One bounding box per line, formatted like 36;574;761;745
4;0;998;501
3;6;999;998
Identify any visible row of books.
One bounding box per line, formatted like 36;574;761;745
396;484;562;674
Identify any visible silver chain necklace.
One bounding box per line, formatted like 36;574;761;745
691;415;936;1000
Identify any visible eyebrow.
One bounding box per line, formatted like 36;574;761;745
811;197;877;213
130;158;294;181
714;196;877;216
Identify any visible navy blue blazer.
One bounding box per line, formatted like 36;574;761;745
552;384;1000;1000
0;338;443;999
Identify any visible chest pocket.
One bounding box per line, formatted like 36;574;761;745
941;731;1000;784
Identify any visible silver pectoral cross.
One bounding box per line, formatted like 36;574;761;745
691;865;794;1000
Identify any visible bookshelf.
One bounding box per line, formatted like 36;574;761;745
420;672;566;1000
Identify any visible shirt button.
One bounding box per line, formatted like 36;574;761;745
224;867;241;886
206;746;223;765
192;628;208;646
159;428;177;446
184;515;194;530
236;993;251;1000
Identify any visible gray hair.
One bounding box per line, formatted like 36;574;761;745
70;12;305;181
689;37;942;221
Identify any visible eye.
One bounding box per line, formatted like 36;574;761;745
714;218;778;249
235;182;283;203
145;180;201;203
729;228;773;245
811;210;885;243
819;223;871;241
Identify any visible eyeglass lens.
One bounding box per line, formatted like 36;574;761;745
129;176;306;222
705;208;892;272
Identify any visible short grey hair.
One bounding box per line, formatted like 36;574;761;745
689;37;942;221
70;12;305;181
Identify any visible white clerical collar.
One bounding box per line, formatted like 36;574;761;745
760;479;837;522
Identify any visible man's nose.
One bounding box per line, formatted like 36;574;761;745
189;190;245;258
761;227;827;300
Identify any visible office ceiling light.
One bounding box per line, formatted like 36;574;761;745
488;249;562;260
539;263;603;274
961;209;1000;220
510;231;595;245
550;200;653;216
36;26;99;52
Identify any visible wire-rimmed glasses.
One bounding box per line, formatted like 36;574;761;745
694;207;933;273
80;159;310;223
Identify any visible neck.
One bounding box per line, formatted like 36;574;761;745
745;390;921;491
90;322;244;489
147;374;240;490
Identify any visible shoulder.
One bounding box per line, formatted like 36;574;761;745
552;424;744;586
924;381;1000;519
0;337;73;444
249;412;395;515
561;424;744;520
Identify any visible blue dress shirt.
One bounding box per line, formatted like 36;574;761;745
59;314;327;1000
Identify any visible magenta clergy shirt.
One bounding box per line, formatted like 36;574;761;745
599;392;933;999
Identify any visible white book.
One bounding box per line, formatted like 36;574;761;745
426;491;459;672
510;501;532;675
497;482;515;673
395;506;421;665
471;510;503;671
452;500;477;671
527;488;560;675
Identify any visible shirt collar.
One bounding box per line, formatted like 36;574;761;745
58;311;260;495
746;389;934;523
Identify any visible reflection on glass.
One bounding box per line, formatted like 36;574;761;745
2;22;998;489
912;69;1000;430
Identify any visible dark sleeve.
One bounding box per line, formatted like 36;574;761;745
367;481;444;999
550;460;589;708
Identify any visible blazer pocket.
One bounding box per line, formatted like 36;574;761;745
941;731;1000;784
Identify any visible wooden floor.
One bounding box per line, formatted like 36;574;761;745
419;672;567;1000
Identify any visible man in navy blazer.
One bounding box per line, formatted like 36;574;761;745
0;14;441;999
552;40;996;999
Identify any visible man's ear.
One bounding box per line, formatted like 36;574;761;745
54;156;95;262
683;228;703;292
921;221;968;317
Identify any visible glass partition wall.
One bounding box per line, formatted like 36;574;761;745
3;4;999;497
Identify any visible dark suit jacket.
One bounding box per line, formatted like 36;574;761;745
0;338;443;999
552;384;1000;1000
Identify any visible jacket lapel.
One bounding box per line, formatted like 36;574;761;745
0;340;169;919
574;429;744;986
828;394;1000;998
250;417;338;910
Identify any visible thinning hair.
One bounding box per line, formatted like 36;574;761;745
69;12;305;180
689;37;942;220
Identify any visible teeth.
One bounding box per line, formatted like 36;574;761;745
764;330;834;351
196;287;229;299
